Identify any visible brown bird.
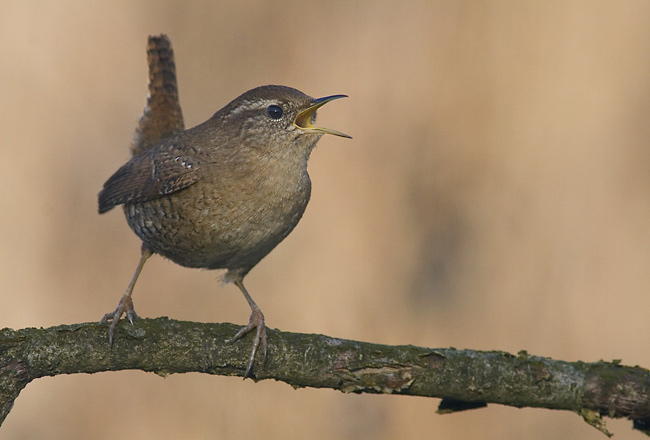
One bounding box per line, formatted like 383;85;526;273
98;85;350;376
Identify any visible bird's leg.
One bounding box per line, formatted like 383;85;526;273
100;246;153;345
230;279;268;378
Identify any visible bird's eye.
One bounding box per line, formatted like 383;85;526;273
267;105;283;120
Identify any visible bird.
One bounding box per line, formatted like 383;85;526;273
98;85;350;377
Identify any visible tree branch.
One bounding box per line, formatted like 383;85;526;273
1;318;649;436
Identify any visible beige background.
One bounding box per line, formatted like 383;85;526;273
2;1;650;439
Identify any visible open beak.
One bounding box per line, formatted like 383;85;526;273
294;94;352;139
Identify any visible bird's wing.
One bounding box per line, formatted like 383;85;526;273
98;145;201;214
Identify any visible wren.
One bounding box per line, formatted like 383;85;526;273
98;85;350;376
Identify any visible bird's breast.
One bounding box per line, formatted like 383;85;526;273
124;157;312;271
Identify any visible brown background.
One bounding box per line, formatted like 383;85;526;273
2;1;650;439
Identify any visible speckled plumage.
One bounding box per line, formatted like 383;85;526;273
100;86;318;277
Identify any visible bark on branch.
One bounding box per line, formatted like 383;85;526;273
1;318;649;436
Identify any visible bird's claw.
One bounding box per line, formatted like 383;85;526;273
231;308;267;378
99;294;138;345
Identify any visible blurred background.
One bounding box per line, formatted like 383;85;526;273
2;1;650;439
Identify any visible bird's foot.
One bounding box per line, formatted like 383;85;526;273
231;308;267;378
99;294;138;345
